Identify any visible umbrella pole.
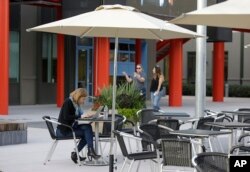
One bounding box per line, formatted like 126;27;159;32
109;37;118;172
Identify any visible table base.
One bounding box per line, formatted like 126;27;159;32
83;158;109;166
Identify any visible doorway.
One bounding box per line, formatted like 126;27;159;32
75;47;93;100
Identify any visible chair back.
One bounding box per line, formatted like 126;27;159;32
113;130;128;157
157;119;180;130
157;119;179;138
196;117;214;130
213;113;233;131
140;124;161;141
194;152;229;172
101;114;125;136
138;109;158;124
42;116;57;139
237;108;250;123
161;139;192;167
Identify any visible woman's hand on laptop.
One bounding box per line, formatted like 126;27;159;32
81;111;96;118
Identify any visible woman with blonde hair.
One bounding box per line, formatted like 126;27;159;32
56;88;100;164
150;65;165;110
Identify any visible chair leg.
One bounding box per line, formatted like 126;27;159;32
208;137;213;152
128;160;135;172
120;157;128;172
136;160;141;172
160;164;163;172
44;140;58;165
214;136;224;152
73;137;81;166
114;138;118;161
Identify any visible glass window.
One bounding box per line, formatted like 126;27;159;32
119;43;129;51
110;40;135;62
9;31;20;83
119;52;129;62
42;33;57;83
77;37;93;46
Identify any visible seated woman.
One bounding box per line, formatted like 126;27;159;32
56;88;100;164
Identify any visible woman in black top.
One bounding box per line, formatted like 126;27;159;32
56;88;100;164
150;65;164;110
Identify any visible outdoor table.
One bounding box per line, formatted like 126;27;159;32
77;115;115;166
169;129;231;153
205;122;250;153
153;111;190;119
222;110;250;122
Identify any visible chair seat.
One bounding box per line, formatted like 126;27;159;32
239;146;250;152
56;136;81;140
128;151;157;160
120;128;134;134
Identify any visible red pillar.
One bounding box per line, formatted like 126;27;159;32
135;39;141;67
169;39;183;106
0;0;9;115
213;42;224;102
94;38;110;96
56;7;64;107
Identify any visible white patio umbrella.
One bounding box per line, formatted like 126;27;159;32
170;0;250;29
27;4;202;169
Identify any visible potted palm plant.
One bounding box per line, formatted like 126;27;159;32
94;83;144;122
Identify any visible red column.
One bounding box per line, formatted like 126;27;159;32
0;0;9;115
94;38;110;96
56;7;64;107
169;39;183;106
213;42;224;102
135;39;141;67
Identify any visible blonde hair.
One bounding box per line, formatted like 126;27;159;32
70;88;87;104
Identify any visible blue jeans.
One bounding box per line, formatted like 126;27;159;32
150;90;163;110
56;124;93;152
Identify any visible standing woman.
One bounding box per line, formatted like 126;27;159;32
56;88;100;164
122;64;146;98
150;65;165;110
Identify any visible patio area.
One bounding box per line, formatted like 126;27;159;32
0;96;250;172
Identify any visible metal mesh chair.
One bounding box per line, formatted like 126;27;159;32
161;139;194;172
42;116;81;165
136;108;159;125
157;119;180;138
192;152;229;172
114;130;160;172
196;117;215;130
236;108;250;124
212;112;233;131
139;124;162;151
230;133;250;154
97;114;126;160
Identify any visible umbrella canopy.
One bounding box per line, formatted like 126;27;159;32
170;0;250;29
27;4;202;168
27;4;201;39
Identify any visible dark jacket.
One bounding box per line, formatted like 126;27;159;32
57;98;77;133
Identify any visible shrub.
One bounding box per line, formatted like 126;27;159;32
117;108;139;122
95;83;144;122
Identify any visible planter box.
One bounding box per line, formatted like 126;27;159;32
0;122;27;146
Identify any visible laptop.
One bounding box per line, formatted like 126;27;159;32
83;105;104;120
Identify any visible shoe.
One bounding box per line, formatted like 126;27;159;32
87;147;101;161
71;152;86;164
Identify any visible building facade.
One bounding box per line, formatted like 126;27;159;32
1;0;249;115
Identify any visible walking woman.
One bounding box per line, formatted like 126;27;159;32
150;65;165;110
56;88;100;164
